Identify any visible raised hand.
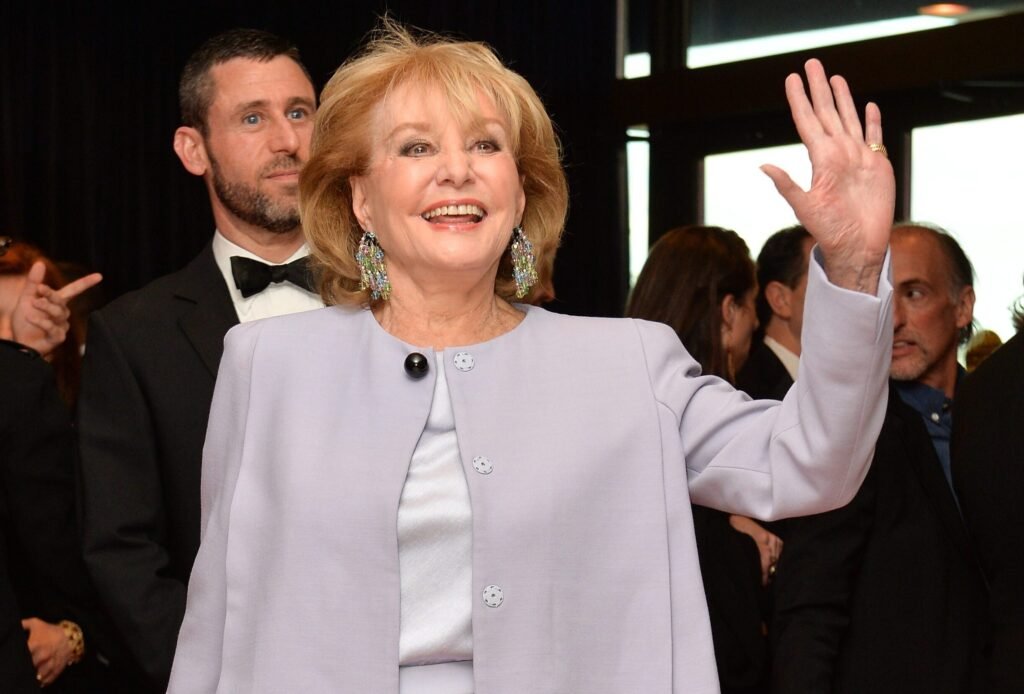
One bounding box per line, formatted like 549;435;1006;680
762;59;895;295
11;261;102;357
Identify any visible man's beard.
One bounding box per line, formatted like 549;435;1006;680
890;354;928;382
210;154;302;234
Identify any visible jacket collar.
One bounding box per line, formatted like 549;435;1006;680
171;243;239;377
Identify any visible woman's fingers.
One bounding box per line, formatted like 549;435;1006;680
33;296;70;321
830;74;864;140
804;59;845;136
784;71;824;146
38;657;65;686
864;102;884;148
760;164;806;214
55;272;102;302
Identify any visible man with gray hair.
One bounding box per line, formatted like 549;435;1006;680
77;29;322;690
771;223;987;694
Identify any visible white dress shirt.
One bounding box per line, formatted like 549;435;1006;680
211;230;323;322
764;335;801;381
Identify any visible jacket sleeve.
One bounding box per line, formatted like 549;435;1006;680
166;322;259;693
77;310;184;686
769;470;876;692
637;247;893;521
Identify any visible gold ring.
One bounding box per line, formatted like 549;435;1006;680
868;142;888;158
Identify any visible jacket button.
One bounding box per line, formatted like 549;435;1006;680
482;585;504;608
453;351;475;372
472;456;493;475
403;352;429;379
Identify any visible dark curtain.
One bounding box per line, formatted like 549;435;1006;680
1;0;623;316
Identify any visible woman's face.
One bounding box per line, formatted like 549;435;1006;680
350;82;526;295
723;287;759;373
0;274;27;340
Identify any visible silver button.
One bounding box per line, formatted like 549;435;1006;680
482;585;504;608
453;351;475;372
472;456;494;475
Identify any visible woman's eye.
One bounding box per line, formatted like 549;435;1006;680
401;142;432;157
473;140;499;153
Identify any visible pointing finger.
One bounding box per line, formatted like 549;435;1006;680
55;272;102;302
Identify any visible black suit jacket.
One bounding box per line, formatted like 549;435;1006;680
77;244;237;690
0;341;112;692
771;387;987;694
737;340;793;402
953;331;1024;694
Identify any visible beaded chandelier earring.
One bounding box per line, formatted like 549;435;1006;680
356;230;391;301
509;226;538;299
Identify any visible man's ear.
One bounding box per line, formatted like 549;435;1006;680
955;285;976;330
350;176;373;231
763;281;791;320
173;126;209;176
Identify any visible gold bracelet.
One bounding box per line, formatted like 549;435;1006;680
59;620;85;664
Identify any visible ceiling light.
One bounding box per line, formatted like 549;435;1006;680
918;3;972;16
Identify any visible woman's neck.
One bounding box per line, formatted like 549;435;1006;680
372;287;524;350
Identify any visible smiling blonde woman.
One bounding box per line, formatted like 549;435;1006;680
169;21;896;694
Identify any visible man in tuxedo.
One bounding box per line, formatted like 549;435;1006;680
76;29;322;691
736;225;812;401
771;224;987;694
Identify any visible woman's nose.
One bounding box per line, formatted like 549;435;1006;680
435;148;472;186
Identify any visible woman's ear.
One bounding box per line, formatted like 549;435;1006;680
349;177;372;231
720;294;738;330
516;175;527;226
173;126;209;176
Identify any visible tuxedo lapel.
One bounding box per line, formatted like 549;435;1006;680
171;244;238;378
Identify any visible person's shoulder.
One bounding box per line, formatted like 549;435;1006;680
528;306;676;345
225;305;365;346
967;331;1023;384
94;245;220;322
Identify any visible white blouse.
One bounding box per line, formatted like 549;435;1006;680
397;352;473;666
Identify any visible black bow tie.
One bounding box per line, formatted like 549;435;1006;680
230;256;315;298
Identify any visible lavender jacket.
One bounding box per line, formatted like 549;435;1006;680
168;253;893;693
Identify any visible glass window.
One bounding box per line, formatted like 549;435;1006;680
702;143;811;257
911;113;1024;342
626;127;651;285
619;0;652;79
688;1;1022;69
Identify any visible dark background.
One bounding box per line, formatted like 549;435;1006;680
1;1;623;317
5;2;1024;318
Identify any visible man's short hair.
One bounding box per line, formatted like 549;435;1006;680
754;225;811;329
893;222;976;345
179;28;310;135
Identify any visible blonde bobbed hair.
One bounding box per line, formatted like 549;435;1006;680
300;20;569;306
